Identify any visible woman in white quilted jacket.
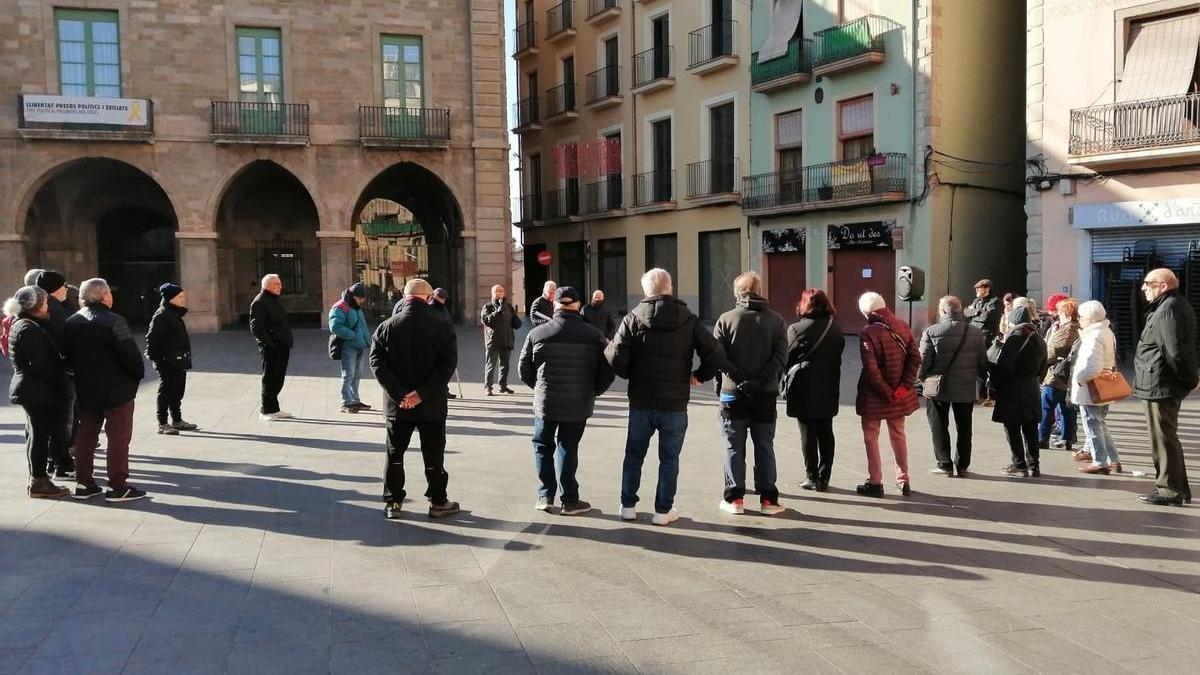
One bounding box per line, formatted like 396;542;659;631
1071;300;1121;474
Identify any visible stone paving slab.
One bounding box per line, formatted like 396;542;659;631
0;326;1197;674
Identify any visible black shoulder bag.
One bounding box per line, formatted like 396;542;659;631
781;318;834;396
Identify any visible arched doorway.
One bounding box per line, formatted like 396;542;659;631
23;158;178;327
214;160;321;326
352;163;464;322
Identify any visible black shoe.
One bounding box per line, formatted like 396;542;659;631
351;402;373;410
499;386;515;394
384;502;403;520
340;405;359;414
560;500;592;516
1029;467;1041;478
1037;441;1050;450
897;481;911;496
447;392;457;400
428;500;461;518
855;481;884;498
73;484;103;500
815;481;829;492
105;486;147;503
1138;493;1184;507
485;388;495;397
799;479;817;491
1001;464;1028;477
53;465;75;479
955;468;970;478
171;420;199;431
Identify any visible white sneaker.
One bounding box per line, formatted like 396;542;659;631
274;411;294;419
619;505;637;521
259;413;278;421
719;499;744;515
535;497;552;511
651;509;679;526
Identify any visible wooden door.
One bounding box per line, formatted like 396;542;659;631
830;248;895;335
764;252;806;320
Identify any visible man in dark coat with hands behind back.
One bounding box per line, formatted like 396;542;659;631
250;274;293;420
145;283;196;436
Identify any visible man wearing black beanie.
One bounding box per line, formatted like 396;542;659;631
146;283;197;434
33;270;76;479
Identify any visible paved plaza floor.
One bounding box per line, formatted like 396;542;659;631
0;326;1198;674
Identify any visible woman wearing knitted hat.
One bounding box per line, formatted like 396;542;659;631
4;285;71;498
145;283;197;435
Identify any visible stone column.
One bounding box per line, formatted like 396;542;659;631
176;232;219;332
318;231;354;328
0;235;29;292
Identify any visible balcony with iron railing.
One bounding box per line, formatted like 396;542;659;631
812;15;902;77
16;94;155;142
632;169;676;208
750;38;813;93
512;95;542;133
1069;93;1200;168
582;176;624;214
513;21;537;58
358;106;450;148
585;66;622;108
547;1;577;42
632;46;674;94
686;158;740;202
741;153;908;215
687;21;737;74
542;187;581;222
209;101;309;145
587;0;620;24
545;83;578;123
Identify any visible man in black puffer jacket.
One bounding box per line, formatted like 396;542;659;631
606;268;727;526
518;286;614;516
249;274;293;420
146;283;196;436
33;270;77;479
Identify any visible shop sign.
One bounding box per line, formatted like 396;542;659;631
21;95;150;127
1072;199;1200;229
826;220;895;250
762;227;806;253
389;260;418;277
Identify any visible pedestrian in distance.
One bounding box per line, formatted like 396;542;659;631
1135;268;1198;506
991;305;1049;478
518;286;615;516
1038;297;1080;452
712;272;787;516
964;279;1001;404
919;296;987;478
855;292;922;497
5;286;71;499
33;270;77;478
329;282;373;414
371;278;461;520
250;274;294;420
784;289;844;493
1071;300;1122;476
581;289;618;340
145;283;198;435
606;268;728;525
62;278;147;502
480;284;522;396
529;280;557;328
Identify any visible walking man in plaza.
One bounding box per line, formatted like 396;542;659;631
372;278;460;519
330;282;372;413
919;296;987;478
964;279;1001;404
250;274;293;420
582;289;618;340
63;278;147;502
145;283;198;435
529;280;557;327
1135;268;1198;506
607;268;726;525
480;284;522;396
713;272;787;515
518;286;614;515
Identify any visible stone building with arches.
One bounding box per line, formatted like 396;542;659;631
0;1;510;331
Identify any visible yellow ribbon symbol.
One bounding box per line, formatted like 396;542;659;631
127;100;143;123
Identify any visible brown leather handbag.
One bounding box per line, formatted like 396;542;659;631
1087;370;1132;404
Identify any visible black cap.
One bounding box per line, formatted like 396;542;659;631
348;282;367;298
34;270;67;295
158;283;183;301
433;287;449;300
554;286;581;304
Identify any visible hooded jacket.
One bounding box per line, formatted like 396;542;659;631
605;295;727;412
713;293;787;398
989;306;1048;425
329;291;371;351
856;308;921;420
249;289;293;350
145;301;193;370
918;309;988;403
63;302;145;411
1134;290;1199;400
518;310;615;422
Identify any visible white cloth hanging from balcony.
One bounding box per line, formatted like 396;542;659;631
1116;11;1200;102
757;0;803;62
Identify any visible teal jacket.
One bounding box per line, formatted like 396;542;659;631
329;298;371;350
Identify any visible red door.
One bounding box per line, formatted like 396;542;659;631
830;249;895;335
763;252;806;320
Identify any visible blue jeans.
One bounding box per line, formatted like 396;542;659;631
621;408;688;513
1080;404;1119;466
532;418;586;504
720;417;778;502
1038;386;1077;443
340;345;366;406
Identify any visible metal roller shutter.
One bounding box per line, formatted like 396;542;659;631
1090;225;1200;267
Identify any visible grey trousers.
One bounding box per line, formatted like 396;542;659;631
484;347;512;388
1147;397;1191;501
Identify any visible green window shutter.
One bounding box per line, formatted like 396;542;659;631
381;35;425;137
236;27;284;102
56;9;120;97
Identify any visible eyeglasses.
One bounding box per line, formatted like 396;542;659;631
1141;280;1165;288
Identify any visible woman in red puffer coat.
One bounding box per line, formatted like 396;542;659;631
855;292;922;498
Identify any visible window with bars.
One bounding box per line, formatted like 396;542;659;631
838;95;874;159
56;9;121;97
382;35;424;109
256;240;303;294
237;27;283;103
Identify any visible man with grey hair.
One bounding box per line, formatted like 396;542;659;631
1135;268;1197;506
712;272;787;515
919;295;987;477
530;280;557;328
607;268;727;525
250;274;294;420
480;284;522;395
62;278;147;502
